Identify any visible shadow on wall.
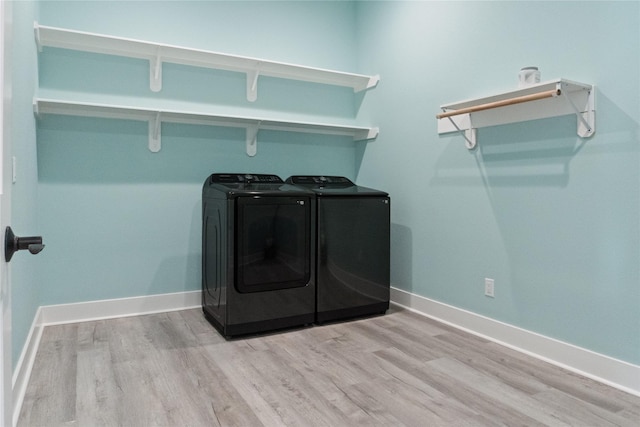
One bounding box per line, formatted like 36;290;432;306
352;87;377;177
36;115;245;184
390;222;413;293
149;200;203;295
433;112;585;189
476;117;585;188
491;91;639;362
36;115;357;184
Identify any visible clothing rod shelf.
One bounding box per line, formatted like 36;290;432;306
34;22;380;101
33;98;379;156
437;79;595;149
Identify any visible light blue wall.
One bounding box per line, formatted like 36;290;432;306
35;1;362;305
355;1;640;365
11;0;40;369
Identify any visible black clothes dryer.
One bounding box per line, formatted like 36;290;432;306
202;173;316;337
287;176;390;323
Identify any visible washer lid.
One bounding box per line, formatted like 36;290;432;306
205;173;315;197
210;173;283;184
286;175;388;197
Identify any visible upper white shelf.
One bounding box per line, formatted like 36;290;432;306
34;22;380;101
34;98;379;156
437;79;595;149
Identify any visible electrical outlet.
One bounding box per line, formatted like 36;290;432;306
484;278;495;298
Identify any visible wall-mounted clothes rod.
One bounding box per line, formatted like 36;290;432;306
34;22;380;101
436;79;595;149
436;88;561;119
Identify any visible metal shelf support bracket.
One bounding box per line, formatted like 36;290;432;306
445;113;476;150
560;83;595;137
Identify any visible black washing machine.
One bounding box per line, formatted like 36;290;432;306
286;176;390;323
202;173;316;337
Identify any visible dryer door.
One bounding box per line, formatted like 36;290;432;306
235;196;311;293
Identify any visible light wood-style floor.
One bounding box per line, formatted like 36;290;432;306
18;306;640;426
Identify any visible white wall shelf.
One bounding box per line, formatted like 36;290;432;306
34;22;380;101
33;98;379;156
436;79;595;149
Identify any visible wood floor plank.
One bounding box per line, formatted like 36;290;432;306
369;348;491;426
434;332;551;395
17;307;640;426
531;388;638;427
426;357;570;426
348;320;447;362
76;344;120;426
160;346;262;427
18;324;78;426
334;379;407;426
263;333;380;424
484;341;634;413
210;342;307;426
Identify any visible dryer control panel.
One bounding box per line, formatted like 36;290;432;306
287;176;354;186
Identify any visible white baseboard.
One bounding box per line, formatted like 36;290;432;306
39;290;201;326
12;307;43;427
390;287;640;397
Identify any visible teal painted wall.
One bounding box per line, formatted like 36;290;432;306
355;1;640;365
35;0;363;306
11;0;40;369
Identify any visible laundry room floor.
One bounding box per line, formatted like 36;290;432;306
18;306;640;426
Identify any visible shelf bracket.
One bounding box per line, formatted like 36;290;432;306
560;83;595;138
445;113;476;150
148;112;161;152
246;122;260;157
150;50;163;92
246;65;260;102
32;98;40;118
34;24;43;52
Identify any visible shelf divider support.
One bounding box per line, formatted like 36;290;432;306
32;98;40;118
148;112;161;152
34;24;42;52
246;66;260;102
150;51;163;92
246;122;260;157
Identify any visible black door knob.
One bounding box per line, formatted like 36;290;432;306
5;226;45;262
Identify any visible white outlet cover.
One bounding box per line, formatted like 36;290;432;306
485;278;495;297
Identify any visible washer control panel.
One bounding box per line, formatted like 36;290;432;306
211;173;283;184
